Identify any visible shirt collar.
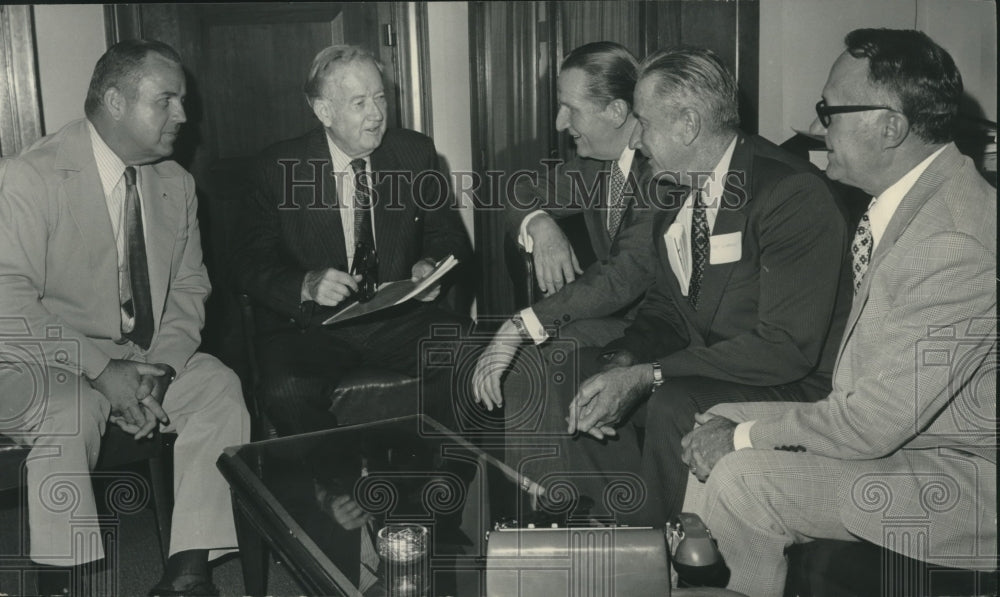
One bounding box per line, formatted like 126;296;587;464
325;132;371;173
87;119;130;197
868;145;947;247
700;134;738;207
616;146;636;177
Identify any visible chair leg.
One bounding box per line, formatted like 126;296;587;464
148;455;173;564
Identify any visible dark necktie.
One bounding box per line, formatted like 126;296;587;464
350;159;375;251
121;166;154;349
606;162;627;240
350;159;378;299
689;190;709;309
851;200;875;294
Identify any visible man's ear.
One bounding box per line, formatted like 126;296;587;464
605;98;630;128
678;107;701;146
881;111;909;149
104;87;126;120
311;98;333;128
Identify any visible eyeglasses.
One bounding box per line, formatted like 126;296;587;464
814;99;896;128
350;240;379;302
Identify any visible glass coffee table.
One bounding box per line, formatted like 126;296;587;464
217;415;523;596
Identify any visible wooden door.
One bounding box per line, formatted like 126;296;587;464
106;2;420;367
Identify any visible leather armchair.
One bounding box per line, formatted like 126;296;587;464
236;293;417;440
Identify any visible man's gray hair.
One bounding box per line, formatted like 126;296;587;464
303;45;383;104
638;46;740;131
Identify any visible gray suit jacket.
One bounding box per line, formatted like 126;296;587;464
505;152;659;329
712;143;997;568
0;119;209;378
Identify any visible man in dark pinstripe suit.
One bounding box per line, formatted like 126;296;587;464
234;45;472;437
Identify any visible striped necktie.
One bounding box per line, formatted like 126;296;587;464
120;166;154;349
688;190;709;309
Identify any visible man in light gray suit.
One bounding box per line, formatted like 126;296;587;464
0;40;249;595
680;29;996;597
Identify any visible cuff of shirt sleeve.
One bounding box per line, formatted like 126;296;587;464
517;210;547;253
733;420;755;450
519;307;549;345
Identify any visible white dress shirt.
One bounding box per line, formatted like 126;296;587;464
325;133;377;270
663;136;738;296
88;120;148;332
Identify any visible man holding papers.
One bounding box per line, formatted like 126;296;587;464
234;45;471;436
526;47;853;525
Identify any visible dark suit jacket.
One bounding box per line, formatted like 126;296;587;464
234;127;471;334
505;152;660;329
612;133;852;391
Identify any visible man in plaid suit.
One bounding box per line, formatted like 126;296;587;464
680;29;996;597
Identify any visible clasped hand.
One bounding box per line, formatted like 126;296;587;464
680;412;737;482
567;356;648;440
90;359;174;440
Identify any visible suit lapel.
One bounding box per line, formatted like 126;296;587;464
370;139;400;268
305;129;349;269
56;122;119;285
836;144;962;364
139;165;181;330
691;134;752;326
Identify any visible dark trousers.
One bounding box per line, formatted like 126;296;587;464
257;302;472;436
507;346;828;524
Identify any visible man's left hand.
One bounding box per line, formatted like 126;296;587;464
135;363;175;407
567;365;651;440
681;412;737;482
411;258;440;302
112;363;174;438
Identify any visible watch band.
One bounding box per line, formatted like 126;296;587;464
651;361;664;388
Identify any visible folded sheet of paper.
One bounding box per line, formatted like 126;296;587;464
322;255;459;325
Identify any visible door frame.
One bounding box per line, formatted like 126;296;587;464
103;2;431;133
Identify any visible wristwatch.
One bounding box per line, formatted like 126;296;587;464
651;362;664;388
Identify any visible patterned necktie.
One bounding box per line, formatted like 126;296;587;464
350;158;376;252
689;189;710;309
606;162;627;240
121;166;154;349
851;201;875;294
350;158;378;299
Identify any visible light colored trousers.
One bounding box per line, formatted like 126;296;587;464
2;352;250;566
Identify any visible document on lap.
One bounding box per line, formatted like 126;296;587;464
322;255;458;325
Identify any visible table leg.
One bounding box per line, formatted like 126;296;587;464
233;494;269;596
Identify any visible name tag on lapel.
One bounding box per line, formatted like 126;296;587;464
709;231;742;265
